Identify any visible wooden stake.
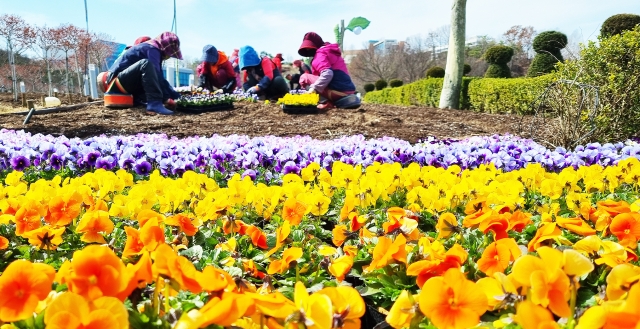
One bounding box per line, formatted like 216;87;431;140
21;93;26;107
26;100;35;111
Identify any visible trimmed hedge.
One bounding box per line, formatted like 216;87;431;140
468;75;555;114
364;77;476;109
363;75;554;114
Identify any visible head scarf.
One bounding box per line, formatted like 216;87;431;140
146;32;183;60
239;46;261;70
298;32;326;57
275;53;284;60
293;59;302;67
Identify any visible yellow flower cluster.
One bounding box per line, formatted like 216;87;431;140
1;158;640;328
276;93;320;106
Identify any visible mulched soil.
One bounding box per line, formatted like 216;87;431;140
0;102;542;143
0;93;92;112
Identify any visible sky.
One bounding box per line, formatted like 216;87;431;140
1;0;638;63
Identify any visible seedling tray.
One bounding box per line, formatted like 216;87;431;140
176;104;234;114
281;104;319;114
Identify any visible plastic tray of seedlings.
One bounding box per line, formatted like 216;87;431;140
175;103;234;114
281;104;319;114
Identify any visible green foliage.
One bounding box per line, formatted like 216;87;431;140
363;83;375;92
364;77;476;109
346;17;371;31
389;79;403;88
532;31;568;53
483;46;513;78
552;26;640;143
601;13;640;38
463;64;472;75
468;75;555;114
483;45;514;64
375;79;388;90
528;53;562;77
425;66;445;78
527;31;567;77
484;64;512;78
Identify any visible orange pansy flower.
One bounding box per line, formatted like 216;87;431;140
137;209;165;228
556;217;596;237
197;265;233;293
23;226;65;250
266;221;291;257
527;223;562;252
75;210;114;244
418;268;488;329
245;290;296;319
139;218;165;252
46;192;83;227
165;214;202;236
64;245;129;301
348;212;367;232
332;224;349;247
14;199;44;237
365;234;407;272
245;225;268;249
243;259;266;279
0;260;55;322
328;255;354;283
117;251;153;301
267;247;303;274
511;252;571;318
153;244;202;294
223;219;248;235
122;226;144;258
386;290;418;329
44;292;129;329
479;213;510;240
436;212;459;239
605;264;640;301
282;198;307;225
508;210;533;232
407;243;468;288
477;238;521;276
0;236;8;250
317;286;365;329
513;300;560;329
610;213;640;249
463;207;493;228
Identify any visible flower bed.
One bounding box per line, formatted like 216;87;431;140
1;130;639;181
1;158;640;328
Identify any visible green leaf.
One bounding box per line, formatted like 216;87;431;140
180;245;203;260
346;17;371;31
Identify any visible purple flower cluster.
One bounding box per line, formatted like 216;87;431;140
1;129;639;176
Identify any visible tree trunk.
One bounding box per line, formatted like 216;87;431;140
438;0;467;109
45;50;53;97
74;55;83;94
65;51;71;93
8;42;18;101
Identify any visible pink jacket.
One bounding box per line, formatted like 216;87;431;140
310;43;355;92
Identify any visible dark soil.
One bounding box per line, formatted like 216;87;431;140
0;102;541;142
0;92;92;112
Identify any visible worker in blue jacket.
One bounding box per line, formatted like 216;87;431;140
107;32;182;115
239;46;289;101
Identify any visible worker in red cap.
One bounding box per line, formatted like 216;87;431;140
104;32;182;115
297;32;359;110
287;59;312;90
273;53;284;72
196;45;237;93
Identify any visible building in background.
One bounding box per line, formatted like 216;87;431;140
102;41;127;71
372;39;399;54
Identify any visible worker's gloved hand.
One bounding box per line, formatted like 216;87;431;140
247;86;260;94
213;88;224;95
305;88;316;94
164;99;177;110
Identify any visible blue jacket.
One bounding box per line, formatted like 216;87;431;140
108;43;180;101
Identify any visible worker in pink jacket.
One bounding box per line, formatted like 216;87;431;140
298;32;360;110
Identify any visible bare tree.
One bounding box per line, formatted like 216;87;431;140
439;0;467;109
16;61;44;92
503;25;536;76
54;24;83;93
88;33;117;71
33;26;60;96
399;35;435;82
0;14;35;100
348;42;399;85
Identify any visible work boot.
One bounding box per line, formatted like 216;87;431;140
146;101;174;115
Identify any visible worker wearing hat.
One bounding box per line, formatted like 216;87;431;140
196;44;237;94
104;32;182;115
239;46;289;101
